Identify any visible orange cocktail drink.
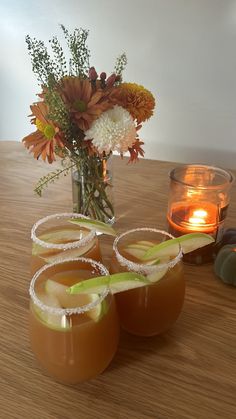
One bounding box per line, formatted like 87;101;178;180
31;213;102;274
29;258;120;384
110;228;185;337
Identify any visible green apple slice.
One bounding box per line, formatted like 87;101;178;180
138;240;156;247
32;228;89;256
123;241;159;262
141;233;215;261
68;217;116;236
45;279;88;308
33;293;71;330
40;240;95;263
87;295;105;321
146;267;168;282
45;279;102;321
126;241;154;252
67;272;149;295
123;245;148;260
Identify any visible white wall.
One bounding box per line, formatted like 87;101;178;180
1;0;236;168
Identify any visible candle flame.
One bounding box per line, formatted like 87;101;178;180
189;209;208;226
189;217;205;224
193;209;207;218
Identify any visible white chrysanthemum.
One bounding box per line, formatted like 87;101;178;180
84;105;136;154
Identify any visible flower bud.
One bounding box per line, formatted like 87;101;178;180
115;75;121;82
106;73;116;88
89;67;98;81
100;72;107;80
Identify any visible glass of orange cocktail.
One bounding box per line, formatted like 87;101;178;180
29;257;120;384
31;213;102;274
110;228;185;337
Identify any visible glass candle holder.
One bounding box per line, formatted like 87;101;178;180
29;257;120;384
167;164;234;264
31;213;102;274
110;228;185;337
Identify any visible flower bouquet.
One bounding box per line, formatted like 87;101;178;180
23;25;155;223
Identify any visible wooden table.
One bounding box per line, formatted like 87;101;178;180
1;141;236;419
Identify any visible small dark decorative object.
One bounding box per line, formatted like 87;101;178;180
214;243;236;286
221;228;236;246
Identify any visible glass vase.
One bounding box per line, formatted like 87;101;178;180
72;155;115;224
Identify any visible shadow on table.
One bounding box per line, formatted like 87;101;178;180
106;328;174;374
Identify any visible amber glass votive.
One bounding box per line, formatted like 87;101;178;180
167;164;234;264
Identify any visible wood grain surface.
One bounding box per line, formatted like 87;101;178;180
0;141;236;419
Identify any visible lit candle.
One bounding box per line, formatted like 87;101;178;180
167;202;218;264
167;164;234;264
168;202;218;235
189;209;208;225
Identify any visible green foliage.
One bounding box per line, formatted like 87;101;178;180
34;161;76;196
25;35;56;87
60;25;90;77
26;25;90;85
49;36;67;79
114;53;127;83
45;89;70;135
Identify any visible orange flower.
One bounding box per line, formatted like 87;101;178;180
128;139;145;162
59;77;115;131
116;83;155;124
22;102;64;163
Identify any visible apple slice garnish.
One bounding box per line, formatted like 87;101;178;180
141;233;215;262
32;228;89;257
33;292;71;329
67;272;150;295
68;217;116;236
123;240;158;262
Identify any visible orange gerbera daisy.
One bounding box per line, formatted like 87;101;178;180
59;77;115;131
116;83;155;124
22;102;64;163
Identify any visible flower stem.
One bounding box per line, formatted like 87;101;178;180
72;155;114;223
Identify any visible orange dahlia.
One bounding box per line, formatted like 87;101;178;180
59;77;115;131
116;83;155;124
22;102;64;163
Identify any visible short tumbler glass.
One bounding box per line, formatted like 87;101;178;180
31;213;102;274
110;228;185;337
29;257;120;384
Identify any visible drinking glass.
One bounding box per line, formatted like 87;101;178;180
29;257;120;384
31;213;102;274
110;228;185;337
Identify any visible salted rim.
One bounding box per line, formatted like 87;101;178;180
113;227;183;275
31;213;95;250
29;257;109;316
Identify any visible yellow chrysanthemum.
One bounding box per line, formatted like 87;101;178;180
117;83;155;124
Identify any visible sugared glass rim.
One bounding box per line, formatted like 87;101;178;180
169;164;234;190
29;257;109;316
31;213;95;250
113;227;183;275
